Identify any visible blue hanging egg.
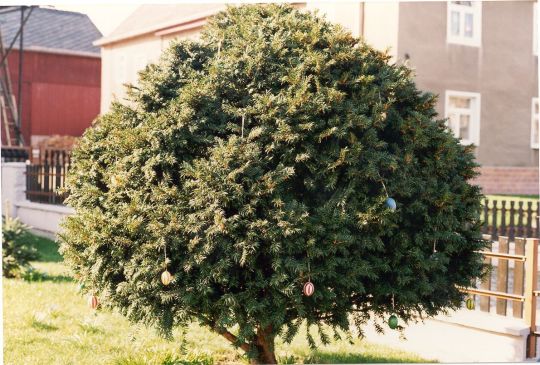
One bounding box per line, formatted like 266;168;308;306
385;197;397;211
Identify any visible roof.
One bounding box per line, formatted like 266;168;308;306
95;4;225;47
0;6;102;57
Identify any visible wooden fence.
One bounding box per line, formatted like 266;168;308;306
481;198;539;239
25;164;69;205
461;235;540;357
25;148;71;205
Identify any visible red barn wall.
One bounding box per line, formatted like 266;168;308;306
6;49;100;145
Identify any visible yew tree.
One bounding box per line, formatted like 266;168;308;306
60;4;486;363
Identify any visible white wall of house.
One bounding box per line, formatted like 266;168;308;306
98;3;401;113
304;2;363;38
363;2;400;60
100;28;203;113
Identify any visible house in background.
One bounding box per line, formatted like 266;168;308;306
95;2;539;195
0;6;102;147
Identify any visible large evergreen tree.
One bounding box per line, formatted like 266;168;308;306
60;4;486;363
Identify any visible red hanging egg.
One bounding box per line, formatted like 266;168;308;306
88;295;98;310
303;281;315;296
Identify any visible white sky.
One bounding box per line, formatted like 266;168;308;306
53;4;139;36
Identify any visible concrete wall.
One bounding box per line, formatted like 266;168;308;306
362;309;532;362
397;1;539;168
1;162;73;237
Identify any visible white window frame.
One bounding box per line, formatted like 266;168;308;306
534;2;538;56
532;97;539;149
444;90;481;146
447;1;482;47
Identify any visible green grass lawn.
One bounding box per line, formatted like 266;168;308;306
3;234;431;365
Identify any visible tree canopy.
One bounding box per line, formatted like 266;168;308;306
60;4;486;363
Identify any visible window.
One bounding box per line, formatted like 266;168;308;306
447;1;482;46
534;2;538;55
532;98;539;149
445;91;481;145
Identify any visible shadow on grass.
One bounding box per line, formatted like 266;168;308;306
114;353;214;365
22;268;73;283
30;319;59;332
280;351;434;364
26;233;63;263
78;322;105;335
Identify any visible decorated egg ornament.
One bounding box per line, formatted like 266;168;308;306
303;281;315;296
388;314;398;329
385;197;397;211
88;295;98;310
161;270;173;286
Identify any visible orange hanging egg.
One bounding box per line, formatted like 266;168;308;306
88;295;98;310
161;270;173;286
303;281;315;296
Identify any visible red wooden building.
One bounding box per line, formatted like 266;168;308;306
0;7;101;146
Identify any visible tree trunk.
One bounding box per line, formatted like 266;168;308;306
250;325;277;364
216;325;277;364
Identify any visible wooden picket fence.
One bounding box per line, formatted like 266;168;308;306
461;235;540;357
481;198;539;240
25;164;68;204
25;148;71;205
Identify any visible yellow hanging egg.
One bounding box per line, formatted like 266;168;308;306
110;175;119;187
466;298;475;310
161;270;173;286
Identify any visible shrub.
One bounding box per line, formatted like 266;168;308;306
60;4;487;363
2;217;38;278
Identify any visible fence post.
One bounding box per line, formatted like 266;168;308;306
524;238;538;358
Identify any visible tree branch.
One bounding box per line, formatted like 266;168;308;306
214;327;250;353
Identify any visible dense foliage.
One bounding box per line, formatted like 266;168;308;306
3;217;38;278
60;4;486;363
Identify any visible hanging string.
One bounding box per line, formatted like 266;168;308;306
377;171;389;198
381;179;389;198
432;239;438;254
164;244;168;269
241;115;245;138
391;294;395;311
307;259;311;282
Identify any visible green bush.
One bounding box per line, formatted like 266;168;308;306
60;4;487;363
2;217;38;278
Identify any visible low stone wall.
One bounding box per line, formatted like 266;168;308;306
362;309;533;362
473;166;539;195
1;162;73;236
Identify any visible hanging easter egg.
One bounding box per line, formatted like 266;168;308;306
385;197;397;211
88;295;98;310
430;250;439;261
161;270;173;286
466;298;475;310
388;314;398;329
303;281;315;296
77;282;85;293
110;175;120;187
